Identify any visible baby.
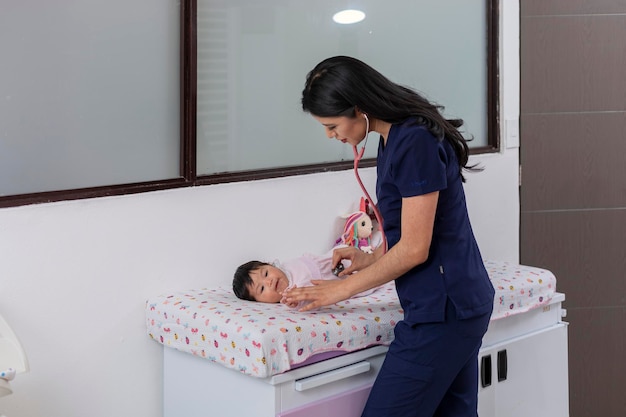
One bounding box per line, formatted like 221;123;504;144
232;246;378;309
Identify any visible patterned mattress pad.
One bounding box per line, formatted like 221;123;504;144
146;260;556;378
485;260;556;320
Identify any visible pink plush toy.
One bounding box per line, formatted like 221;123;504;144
340;211;374;253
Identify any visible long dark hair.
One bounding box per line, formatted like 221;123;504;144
301;56;479;181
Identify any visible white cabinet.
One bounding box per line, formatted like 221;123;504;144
162;294;569;417
478;323;569;417
164;344;388;417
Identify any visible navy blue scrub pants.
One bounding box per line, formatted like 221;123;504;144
361;300;492;417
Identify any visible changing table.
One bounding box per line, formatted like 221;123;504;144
146;260;569;417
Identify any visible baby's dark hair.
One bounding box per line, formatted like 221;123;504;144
233;260;270;301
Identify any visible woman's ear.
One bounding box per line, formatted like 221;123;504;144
354;107;369;122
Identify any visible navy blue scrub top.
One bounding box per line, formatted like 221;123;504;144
376;119;495;324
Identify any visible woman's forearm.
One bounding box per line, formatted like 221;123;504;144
342;239;428;296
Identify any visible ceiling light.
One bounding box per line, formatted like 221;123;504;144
332;9;366;25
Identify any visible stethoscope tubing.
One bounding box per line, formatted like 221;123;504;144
352;144;388;253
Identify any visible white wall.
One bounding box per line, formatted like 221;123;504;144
0;2;519;416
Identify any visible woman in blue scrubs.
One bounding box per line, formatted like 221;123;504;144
284;56;495;417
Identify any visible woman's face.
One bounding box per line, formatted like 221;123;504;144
313;114;368;147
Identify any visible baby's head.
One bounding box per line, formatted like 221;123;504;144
233;261;290;303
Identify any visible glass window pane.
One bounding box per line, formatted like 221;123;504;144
197;0;487;176
0;1;180;196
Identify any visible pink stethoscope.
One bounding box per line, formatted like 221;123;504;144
352;114;388;253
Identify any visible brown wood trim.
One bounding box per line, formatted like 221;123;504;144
180;0;197;180
487;0;500;151
195;159;378;186
0;179;189;208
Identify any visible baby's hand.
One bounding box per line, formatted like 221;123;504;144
281;285;299;308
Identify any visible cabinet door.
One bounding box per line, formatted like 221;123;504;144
278;384;371;417
478;350;496;417
279;354;386;414
479;323;569;417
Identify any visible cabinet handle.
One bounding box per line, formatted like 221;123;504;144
497;349;508;382
294;361;370;391
480;355;492;387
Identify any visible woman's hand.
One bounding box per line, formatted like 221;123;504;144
282;279;353;312
332;246;376;276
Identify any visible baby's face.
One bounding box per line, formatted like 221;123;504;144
247;264;289;303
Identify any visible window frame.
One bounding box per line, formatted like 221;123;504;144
0;0;499;208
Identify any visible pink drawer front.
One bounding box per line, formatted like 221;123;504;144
278;384;372;417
